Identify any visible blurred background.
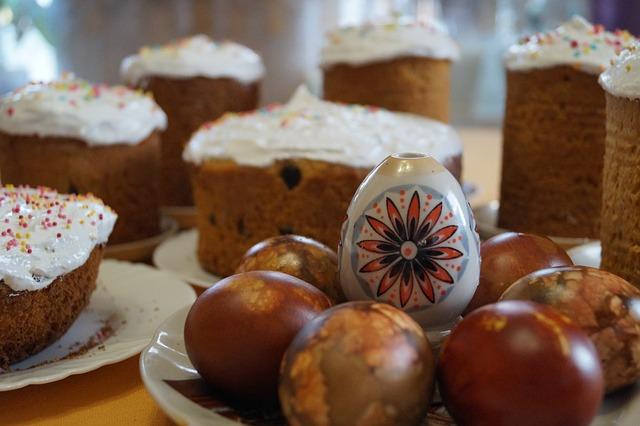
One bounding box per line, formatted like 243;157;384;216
0;0;638;125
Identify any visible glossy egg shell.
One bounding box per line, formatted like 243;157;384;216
502;266;640;392
339;154;481;330
438;300;604;426
464;232;572;314
236;234;345;303
184;271;332;404
279;301;435;426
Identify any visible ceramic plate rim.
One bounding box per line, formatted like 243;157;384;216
152;229;221;288
140;307;238;426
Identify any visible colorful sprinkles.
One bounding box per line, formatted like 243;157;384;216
1;73;159;119
327;19;446;45
516;17;636;71
0;185;114;255
197;99;382;132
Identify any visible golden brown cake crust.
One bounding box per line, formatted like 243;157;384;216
0;246;103;369
323;56;451;122
192;156;461;277
0;132;160;244
137;76;259;207
498;66;605;238
601;94;640;288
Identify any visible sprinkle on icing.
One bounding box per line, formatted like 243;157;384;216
0;185;117;292
183;86;461;168
505;16;636;75
0;74;167;145
121;34;264;84
599;43;640;99
321;18;460;67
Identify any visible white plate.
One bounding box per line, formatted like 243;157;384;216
105;215;179;262
141;307;640;426
568;241;602;268
473;201;596;250
153;230;221;288
0;260;197;391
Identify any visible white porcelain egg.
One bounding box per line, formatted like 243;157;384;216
338;153;480;331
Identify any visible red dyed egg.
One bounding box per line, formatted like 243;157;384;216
502;266;640;392
279;302;435;426
184;271;332;404
464;232;572;314
439;300;604;426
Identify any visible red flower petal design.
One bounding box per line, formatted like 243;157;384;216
415;202;443;243
357;240;399;254
360;254;399;273
386;198;407;240
412;261;435;303
399;262;413;307
366;215;401;243
421;247;463;260
377;260;403;296
406;191;421;238
426;225;458;247
417;255;455;284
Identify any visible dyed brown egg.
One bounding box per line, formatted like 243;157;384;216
464;232;572;314
502;266;640;392
184;271;332;404
279;302;435;426
236;235;346;303
439;300;604;426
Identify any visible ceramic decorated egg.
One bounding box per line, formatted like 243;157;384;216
338;153;480;331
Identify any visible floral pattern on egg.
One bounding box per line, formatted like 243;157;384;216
351;185;471;311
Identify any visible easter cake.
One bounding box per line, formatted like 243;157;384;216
499;16;636;239
322;19;459;123
0;76;166;244
599;43;640;288
183;87;462;276
121;35;264;207
0;185;117;368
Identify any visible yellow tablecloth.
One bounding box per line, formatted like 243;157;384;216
0;128;502;425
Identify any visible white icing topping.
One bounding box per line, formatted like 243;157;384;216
0;75;167;145
184;86;462;168
599;43;640;99
505;16;637;75
121;35;265;84
321;19;460;67
0;186;117;292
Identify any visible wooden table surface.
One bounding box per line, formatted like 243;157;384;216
0;128;502;426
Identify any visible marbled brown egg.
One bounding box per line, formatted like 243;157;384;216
438;301;604;426
464;232;572;314
279;302;435;426
184;271;332;404
236;235;345;303
502;266;640;392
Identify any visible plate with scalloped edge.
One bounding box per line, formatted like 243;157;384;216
153;229;221;288
0;260;196;391
141;307;640;426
